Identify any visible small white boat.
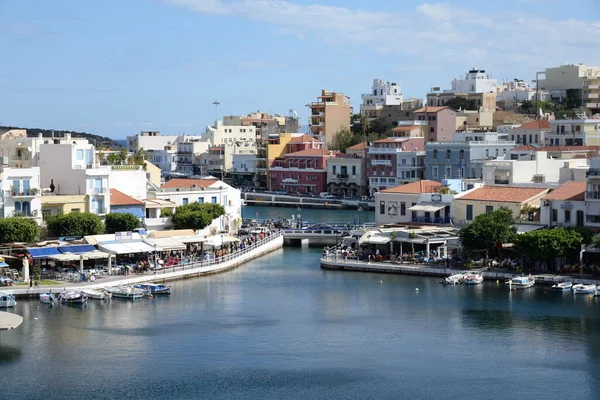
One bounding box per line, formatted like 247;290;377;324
82;289;111;300
0;292;17;308
551;282;573;292
40;293;57;305
442;273;464;285
594;284;600;296
572;284;596;294
104;286;144;300
506;276;535;290
59;291;88;305
463;273;484;285
134;283;171;295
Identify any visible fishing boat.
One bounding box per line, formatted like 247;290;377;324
551;282;573;292
82;289;111;300
104;286;144;300
506;276;535;290
40;293;57;305
572;284;596;294
133;283;171;295
58;291;88;305
0;292;17;308
441;273;464;285
463;273;484;285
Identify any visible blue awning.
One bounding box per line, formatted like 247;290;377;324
0;262;8;267
57;245;97;254
27;247;61;259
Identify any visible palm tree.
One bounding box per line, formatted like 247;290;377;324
118;148;128;165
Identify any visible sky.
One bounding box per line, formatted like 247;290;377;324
1;0;600;139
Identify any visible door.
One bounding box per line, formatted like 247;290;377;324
576;210;584;227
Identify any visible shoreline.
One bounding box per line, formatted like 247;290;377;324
4;233;284;299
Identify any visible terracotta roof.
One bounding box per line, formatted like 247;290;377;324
110;189;144;206
516;120;551;130
289;134;321;143
371;137;425;151
456;186;548;203
285;148;331;157
160;178;218;189
414;106;448;113
392;125;420;131
543;181;586;201
347;141;367;150
381;180;442;194
512;145;600;152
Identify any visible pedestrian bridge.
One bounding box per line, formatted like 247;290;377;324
281;223;375;246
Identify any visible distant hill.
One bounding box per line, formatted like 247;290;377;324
0;126;124;150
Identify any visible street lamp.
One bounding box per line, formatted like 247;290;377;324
213;100;220;124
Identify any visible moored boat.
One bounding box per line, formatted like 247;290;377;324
82;289;111;300
40;293;58;305
506;276;535;290
133;283;171;295
551;282;573;292
0;292;17;308
572;284;596;294
59;291;88;305
463;273;484;285
441;273;464;285
104;286;144;300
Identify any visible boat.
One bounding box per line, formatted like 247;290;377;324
441;273;464;285
104;286;144;300
40;293;58;305
58;291;88;305
133;283;171;295
572;284;596;294
0;292;17;308
595;284;600;296
463;273;484;285
506;276;535;290
82;289;111;300
551;282;573;292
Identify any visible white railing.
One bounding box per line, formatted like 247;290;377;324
371;160;392;166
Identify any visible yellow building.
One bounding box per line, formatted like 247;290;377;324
309;90;352;145
454;186;549;226
41;194;89;217
143;160;161;188
584;76;600;115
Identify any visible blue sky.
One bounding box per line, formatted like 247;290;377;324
1;0;599;139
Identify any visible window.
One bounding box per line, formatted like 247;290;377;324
211;196;217;203
466;204;473;221
432;166;438;178
433;149;438;159
459;149;464;159
564;209;571;223
430;127;434;133
198;197;204;204
71;208;81;213
400;202;406;216
76;149;84;160
446;149;451;160
486;205;493;213
445;167;451;178
379;201;385;215
402;158;406;165
495;149;499;157
182;198;188;205
552;209;558;223
352;166;356;176
332;165;337;175
485;149;489;158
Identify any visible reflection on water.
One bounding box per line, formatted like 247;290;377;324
0;343;22;363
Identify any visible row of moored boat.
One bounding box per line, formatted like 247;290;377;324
39;283;171;306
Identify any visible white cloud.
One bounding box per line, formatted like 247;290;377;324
163;0;600;72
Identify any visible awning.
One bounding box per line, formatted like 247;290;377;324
148;229;196;238
144;237;186;251
358;235;391;245
83;250;111;260
408;203;447;212
0;262;8;267
58;245;97;254
202;235;239;247
27;247;61;259
49;253;82;262
98;240;159;255
0;312;23;331
84;233;142;246
176;235;206;244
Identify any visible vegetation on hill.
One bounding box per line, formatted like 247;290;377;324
0;126;123;150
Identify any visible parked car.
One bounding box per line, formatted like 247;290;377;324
238;225;251;235
250;226;270;235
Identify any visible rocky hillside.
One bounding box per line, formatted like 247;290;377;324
0;126;123;150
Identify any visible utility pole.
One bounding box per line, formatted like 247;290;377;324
213;100;220;125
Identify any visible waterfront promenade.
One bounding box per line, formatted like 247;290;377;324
320;254;600;286
5;232;284;298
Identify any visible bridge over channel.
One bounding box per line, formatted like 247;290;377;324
281;223;375;247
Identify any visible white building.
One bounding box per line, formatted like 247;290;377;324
108;166;148;200
374;180;444;225
0;166;43;224
537;64;600;101
126;131;201;152
496;79;550;102
202;121;256;145
547;119;600;146
360;79;403;119
585;156;600;229
151;149;177;174
540;181;585;228
451;68;497;94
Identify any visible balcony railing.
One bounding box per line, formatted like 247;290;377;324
9;189;39;197
12;210;39;218
586;191;600;199
412;216;453;225
336;174;349;179
371;160;392;166
89;188;106;195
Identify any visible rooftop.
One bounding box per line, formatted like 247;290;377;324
347;141;367;151
110;189;144;206
160;178;218;189
381;180;442;194
414;106;449;113
288;134;322;143
512;145;600;152
392;125;421;131
456;186;548;203
543;181;586;202
516;120;551;130
285;148;332;157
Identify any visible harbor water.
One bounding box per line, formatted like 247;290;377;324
1;242;600;399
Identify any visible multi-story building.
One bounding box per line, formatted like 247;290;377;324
151;148;177;174
197;142;257;180
309;90;352;145
584;76;600;115
540;181;586;228
584;156;600;230
175;140;210;176
231;153;258;187
40;194;89;217
374;180;444;225
509;144;600;160
455;110;494;131
366;138;425;194
224;112;300;140
546;119;600;146
451;68;497;94
537;64;600;104
413;106;457;142
360;79;403;119
268;149;333;194
0;166;42;224
507;120;551;145
425;132;516;180
203;120;257;144
427;91;496;112
496;79;550;103
390;121;428;138
326;153;365;197
126;131;200;152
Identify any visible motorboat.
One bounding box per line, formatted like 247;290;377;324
551;282;573;292
40;293;58;305
441;274;464;285
463;273;484;285
133;283;171;295
82;289;111;300
506;276;535;290
0;292;17;308
572;284;596;294
58;291;88;305
104;286;144;300
595;284;600;296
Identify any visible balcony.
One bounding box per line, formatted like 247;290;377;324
89;188;106;195
9;189;39;198
586;102;600;108
587;169;600;177
12;210;40;218
412;216;453;225
586;191;600;200
584;84;600;90
336;174;349;180
371;160;392;166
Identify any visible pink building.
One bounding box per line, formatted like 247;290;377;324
285;134;324;154
414;106;456;142
269;148;333;194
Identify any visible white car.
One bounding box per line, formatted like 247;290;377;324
250;227;270;235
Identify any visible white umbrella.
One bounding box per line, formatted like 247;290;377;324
79;254;84;274
0;312;23;331
22;257;29;283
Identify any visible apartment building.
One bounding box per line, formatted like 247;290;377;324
326;153;365;197
224;112;300;140
309;90;352;145
537;64;600;103
413;106;457;142
360;79;403;119
367;137;425;194
547;119;600;146
0;166;42;224
268;149;333;194
584;76;600;115
540;181;586;228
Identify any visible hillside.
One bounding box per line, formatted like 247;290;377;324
0;126;124;150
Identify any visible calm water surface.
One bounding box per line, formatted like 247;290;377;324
1;245;600;399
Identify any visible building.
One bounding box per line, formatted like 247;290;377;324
455;110;494;131
326;153;365;197
108;165;147;200
127;131;200;152
143;160;162;189
309;90;352;145
547;119;600;146
427;92;496;113
360;79;403;119
367;138;425;194
197;142;257;180
390;122;428;138
585;156;600;230
0;166;42;224
269;148;333;194
496;79;550;104
540;181;586;227
453;186;549;226
425;132;516;181
175;140;210;176
451;69;497;94
413;107;457;142
150;148;177;175
224;112;300;140
508;120;551;145
231;153;258;187
509;145;600;160
374;180;442;225
40;194;89;217
202;120;256;144
537;64;600;104
109;189;145;218
583;76;600;115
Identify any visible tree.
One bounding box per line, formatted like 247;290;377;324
104;212;140;234
117;148;128;165
45;213;104;237
515;227;583;271
446;96;478;111
329;128;357;152
459;209;517;255
171;202;225;230
106;153;118;165
369;117;393;136
0;218;40;243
